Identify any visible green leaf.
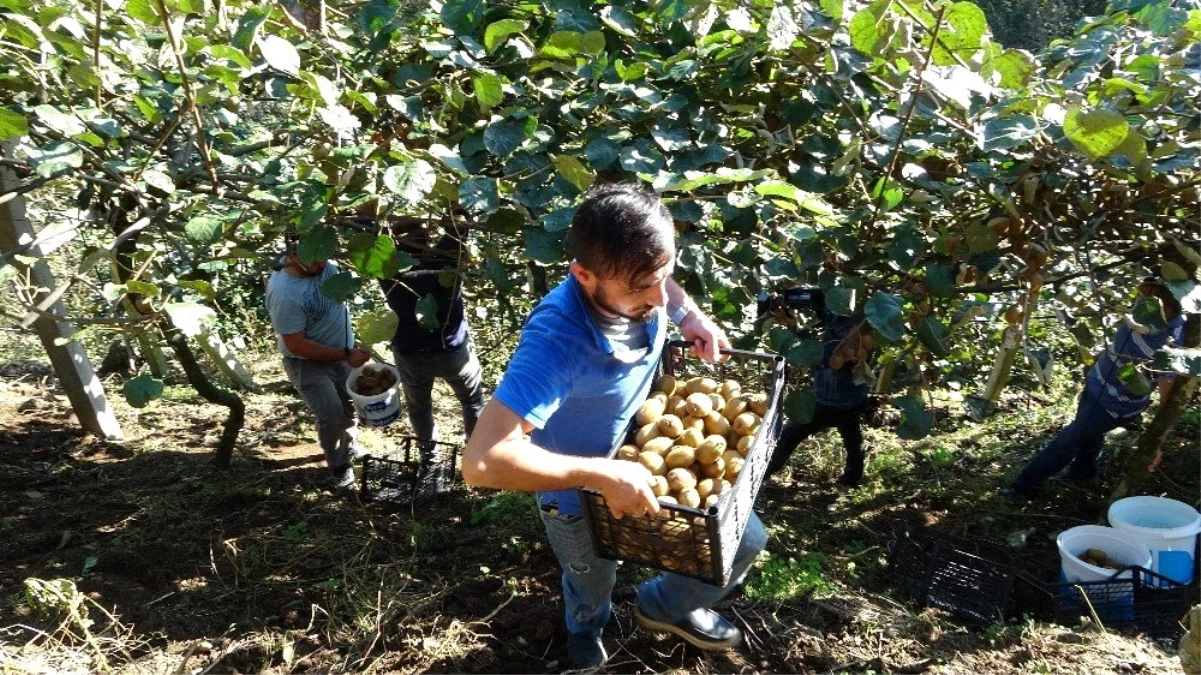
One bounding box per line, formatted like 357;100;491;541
767;5;799;51
821;0;844;21
1117;362;1153;397
964;220;1000;255
1161;261;1189;282
27;141;83;178
755;181;834;216
163;301;216;337
319;272;360;304
184;217;223;244
125;280;159;298
926;264;956;299
33;104;85;136
209;44;253;69
1152;347;1201;377
915;316;951;357
989;50;1035;89
473;74;504;113
348;233;399;279
784;389;817;424
980;115;1037;152
870;177;902;211
382;158;436;206
539;31;606;59
1132;295;1167;332
1063;107;1130;160
785;340;825;368
523;227;564;264
0;108;28;141
143;170;175;194
483;117;527;158
233;6;272;52
933;2;987;66
459;177;499;214
484;208;526;235
865;292;904;343
356;306;399;348
123;373;164;409
125;0;160;24
484;18;526;53
849;1;889;56
298;226;337;265
414;293;441;332
552;154;594;191
441;0;485;36
259;35;300;76
894;394;933;440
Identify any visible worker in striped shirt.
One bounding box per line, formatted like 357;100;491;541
1004;279;1185;499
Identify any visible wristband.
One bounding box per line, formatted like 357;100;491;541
669;301;695;325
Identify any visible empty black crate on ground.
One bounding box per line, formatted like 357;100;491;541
888;521;1019;624
1014;535;1200;641
579;341;785;587
360;437;459;506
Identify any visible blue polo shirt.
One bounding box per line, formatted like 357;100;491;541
494;275;667;516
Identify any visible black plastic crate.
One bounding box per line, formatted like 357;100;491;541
360;437;459;506
580;341;785;586
888;521;1019;624
1016;566;1198;641
890;521;1199;640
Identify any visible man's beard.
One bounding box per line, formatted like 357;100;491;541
592;285;656;323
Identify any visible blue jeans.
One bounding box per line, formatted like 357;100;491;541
391;338;484;443
540;509;768;638
1013;389;1137;493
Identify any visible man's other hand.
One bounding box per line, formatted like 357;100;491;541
679;311;731;363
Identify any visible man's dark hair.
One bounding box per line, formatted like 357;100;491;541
570;182;674;282
1144;276;1183;316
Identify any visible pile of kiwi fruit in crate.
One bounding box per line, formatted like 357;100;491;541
617;374;770;513
354;365;398;396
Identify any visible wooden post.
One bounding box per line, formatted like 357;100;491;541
0;142;123;439
197;330;260;392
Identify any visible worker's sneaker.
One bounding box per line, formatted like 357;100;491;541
565;632;607;670
330;466;357;493
635;605;741;651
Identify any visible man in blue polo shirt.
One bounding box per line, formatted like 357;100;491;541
1005;280;1186;498
462;183;766;670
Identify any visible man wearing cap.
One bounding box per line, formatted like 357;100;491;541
266;235;372;492
1004;279;1186;499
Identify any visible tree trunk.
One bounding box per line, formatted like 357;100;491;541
1110;314;1200;501
165;327;244;468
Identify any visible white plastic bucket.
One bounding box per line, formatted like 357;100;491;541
1057;525;1153;583
1057;525;1153;623
1108;496;1201;586
346;363;401;427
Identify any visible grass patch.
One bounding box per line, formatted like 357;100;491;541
744;551;833;601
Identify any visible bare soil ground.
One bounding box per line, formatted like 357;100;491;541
0;353;1195;674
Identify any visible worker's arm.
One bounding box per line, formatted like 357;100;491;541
461;398;659;519
281;332;370;367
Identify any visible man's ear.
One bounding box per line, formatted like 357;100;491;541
569;261;595;288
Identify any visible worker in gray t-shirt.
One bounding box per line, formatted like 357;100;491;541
265;237;371;492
